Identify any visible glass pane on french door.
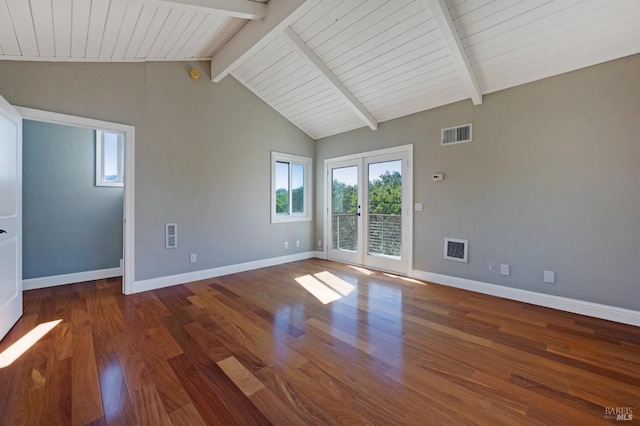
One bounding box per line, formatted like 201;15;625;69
331;165;359;252
367;160;402;259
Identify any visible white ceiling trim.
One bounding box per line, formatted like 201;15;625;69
425;0;483;105
281;27;377;131
154;0;267;20
210;0;322;82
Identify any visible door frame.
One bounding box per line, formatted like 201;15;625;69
323;144;413;275
17;107;135;295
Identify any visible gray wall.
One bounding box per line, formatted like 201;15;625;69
316;54;640;311
22;120;123;279
0;61;314;281
3;55;638;310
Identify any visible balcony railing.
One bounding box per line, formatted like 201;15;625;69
332;213;401;257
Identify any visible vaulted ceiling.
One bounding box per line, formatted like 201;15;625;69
2;0;639;139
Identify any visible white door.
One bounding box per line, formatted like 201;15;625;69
362;152;409;274
0;95;22;341
328;159;362;265
327;147;411;275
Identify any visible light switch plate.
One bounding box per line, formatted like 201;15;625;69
544;270;555;283
500;264;509;276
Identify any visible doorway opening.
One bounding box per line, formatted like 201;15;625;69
16;107;135;295
324;145;413;275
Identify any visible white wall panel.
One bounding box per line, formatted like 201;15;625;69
85;0;110;58
168;13;206;58
70;1;92;58
156;10;196;58
52;0;73;57
6;0;38;56
135;6;172;58
100;1;129;58
0;1;20;55
125;5;158;59
181;13;222;58
30;0;55;57
112;3;144;59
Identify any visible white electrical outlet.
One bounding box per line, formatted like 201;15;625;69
296;240;300;247
500;264;510;276
284;241;288;249
544;270;555;283
190;253;197;263
317;239;322;248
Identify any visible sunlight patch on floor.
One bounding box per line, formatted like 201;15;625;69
383;273;427;285
314;271;355;296
347;265;374;275
295;275;342;304
295;271;359;304
0;319;62;368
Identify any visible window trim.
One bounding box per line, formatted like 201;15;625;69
96;129;124;187
271;152;312;223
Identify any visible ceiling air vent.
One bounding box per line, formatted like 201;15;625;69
444;238;468;263
441;123;472;146
166;223;177;249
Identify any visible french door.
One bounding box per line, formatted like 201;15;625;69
327;146;412;275
0;94;23;341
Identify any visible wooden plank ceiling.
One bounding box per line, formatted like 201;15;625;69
0;0;268;61
1;0;639;139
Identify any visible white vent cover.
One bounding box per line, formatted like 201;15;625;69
166;223;177;249
444;238;468;263
441;123;472;145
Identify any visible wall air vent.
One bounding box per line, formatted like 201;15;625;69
166;223;177;249
441;123;472;145
444;238;468;263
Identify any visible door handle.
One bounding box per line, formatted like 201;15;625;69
0;229;7;234
356;213;361;217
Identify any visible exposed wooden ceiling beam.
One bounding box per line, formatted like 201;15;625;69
281;27;378;131
157;0;267;20
426;0;482;105
210;0;321;83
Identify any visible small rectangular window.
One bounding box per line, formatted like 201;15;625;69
271;152;312;223
96;130;124;187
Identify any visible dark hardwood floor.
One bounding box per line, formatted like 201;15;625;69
1;259;638;425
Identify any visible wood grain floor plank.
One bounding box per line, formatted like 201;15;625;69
163;315;272;425
134;326;191;414
306;317;377;354
2;259;638;425
130;384;173;426
70;332;104;425
167;353;246;425
96;357;137;426
217;356;265;396
42;356;72;425
168;402;207;426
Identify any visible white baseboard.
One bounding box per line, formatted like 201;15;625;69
411;270;640;327
23;267;123;291
132;251;316;294
314;251;327;259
